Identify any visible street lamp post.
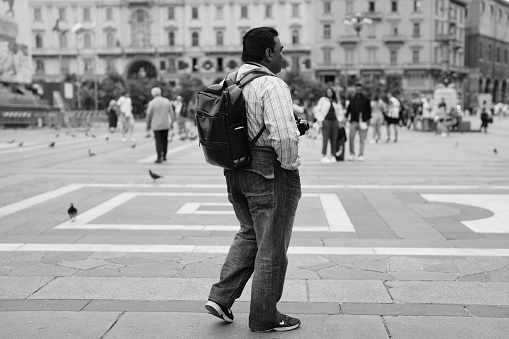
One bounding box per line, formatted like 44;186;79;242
342;13;373;99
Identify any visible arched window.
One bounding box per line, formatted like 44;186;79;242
168;31;175;46
192;32;199;46
35;34;43;48
106;32;114;47
84;33;92;48
216;31;223;46
292;30;299;44
131;10;150;47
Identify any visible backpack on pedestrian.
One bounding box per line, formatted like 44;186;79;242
196;70;271;170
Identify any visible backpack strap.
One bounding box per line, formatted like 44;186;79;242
238;70;271;87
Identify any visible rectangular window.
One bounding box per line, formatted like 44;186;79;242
168;58;176;73
83;8;91;22
367;49;376;63
192;7;198;19
36;59;44;72
391;1;398;12
192;58;198;72
216;5;223;19
323;24;331;39
106;59;115;73
324;1;331;14
241;5;248;18
292;4;299;17
324;50;331;65
217;57;223;72
61;59;70;74
390;50;397;65
34;8;41;21
346;1;353;13
292;56;300;70
106;8;113;21
414;0;422;12
369;1;375;12
160;60;166;71
265;4;272;18
412;50;420;63
168;6;175;20
346;50;353;65
59;8;66;21
84;58;94;74
413;22;420;37
59;33;67;48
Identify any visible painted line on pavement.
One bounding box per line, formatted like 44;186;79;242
137;142;197;163
0;184;84;219
176;203;234;215
54;223;331;232
320;193;355;232
1;243;509;256
422;194;509;233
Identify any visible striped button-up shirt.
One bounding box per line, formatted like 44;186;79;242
235;63;300;170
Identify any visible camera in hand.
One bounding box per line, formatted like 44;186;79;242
294;114;310;136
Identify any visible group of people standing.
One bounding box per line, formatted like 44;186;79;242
311;84;402;163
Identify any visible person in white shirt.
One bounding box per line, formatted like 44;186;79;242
117;91;135;142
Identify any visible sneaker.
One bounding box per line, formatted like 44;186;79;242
321;156;331;163
205;300;234;323
358;155;364;161
253;314;301;332
348;154;355;161
334;147;343;157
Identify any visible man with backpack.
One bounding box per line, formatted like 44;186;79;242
204;27;302;333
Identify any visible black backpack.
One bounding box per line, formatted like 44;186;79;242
196;69;271;170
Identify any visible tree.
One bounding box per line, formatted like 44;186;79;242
178;75;205;104
283;70;326;105
98;73;126;110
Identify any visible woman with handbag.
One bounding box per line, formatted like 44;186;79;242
313;87;344;163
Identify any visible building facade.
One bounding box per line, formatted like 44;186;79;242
29;0;313;86
465;0;509;109
313;0;468;102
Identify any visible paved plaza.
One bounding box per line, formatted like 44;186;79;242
0;118;509;338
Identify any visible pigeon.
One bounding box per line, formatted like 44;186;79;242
88;149;96;157
91;134;96;138
7;139;15;144
67;203;77;221
131;144;136;149
49;142;55;148
18;142;23;147
85;131;89;137
71;134;76;138
149;170;163;181
105;137;109;141
494;148;498;154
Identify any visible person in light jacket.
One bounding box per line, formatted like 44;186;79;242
313;87;344;163
146;87;175;163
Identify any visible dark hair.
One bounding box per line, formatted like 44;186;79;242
241;27;278;63
373;94;379;101
325;87;337;102
355;83;363;87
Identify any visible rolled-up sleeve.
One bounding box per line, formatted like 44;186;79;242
261;80;300;170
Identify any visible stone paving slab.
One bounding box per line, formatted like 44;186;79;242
0;276;53;299
341;303;469;317
0;311;120;339
0;299;90;311
104;312;389;339
308;280;392;303
465;305;509;318
386;281;509;305
384;316;509;339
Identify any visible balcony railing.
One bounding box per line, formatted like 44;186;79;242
382;34;407;44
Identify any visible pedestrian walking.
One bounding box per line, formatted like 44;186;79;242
205;26;302;333
117;91;135;142
480;107;492;133
369;94;386;143
345;83;371;161
385;92;400;143
106;99;119;133
313;87;344;163
145;87;174;163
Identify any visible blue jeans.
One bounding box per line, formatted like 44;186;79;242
208;149;301;331
349;121;368;156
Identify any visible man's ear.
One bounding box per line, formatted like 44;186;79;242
264;48;272;62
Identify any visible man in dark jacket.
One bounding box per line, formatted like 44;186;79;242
345;83;371;161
